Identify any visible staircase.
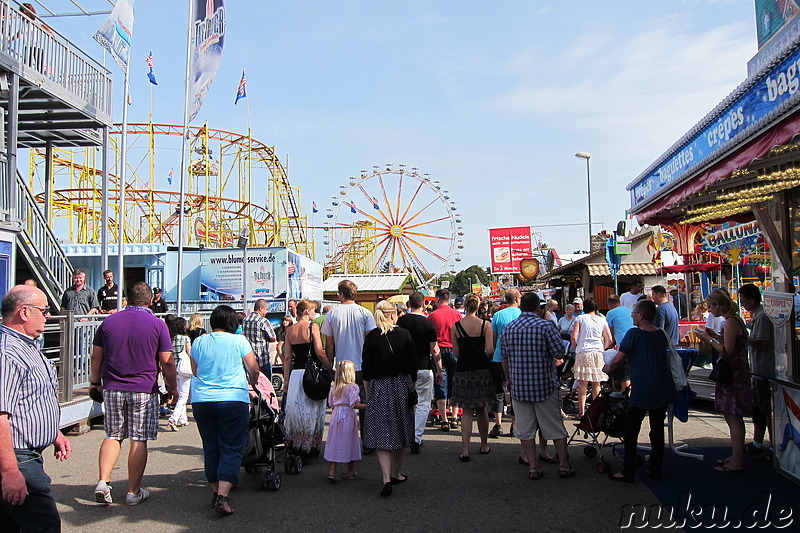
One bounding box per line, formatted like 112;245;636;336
12;166;73;305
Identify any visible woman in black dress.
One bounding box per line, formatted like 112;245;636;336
362;300;417;497
451;294;495;460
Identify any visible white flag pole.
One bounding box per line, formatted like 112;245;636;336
177;0;194;315
116;67;130;311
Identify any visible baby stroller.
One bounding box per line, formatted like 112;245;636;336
268;363;285;394
559;342;578;414
567;388;630;474
241;374;301;491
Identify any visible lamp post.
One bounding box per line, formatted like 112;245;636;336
238;227;250;313
575;152;592;252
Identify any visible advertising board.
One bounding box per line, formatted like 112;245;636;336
488;226;532;274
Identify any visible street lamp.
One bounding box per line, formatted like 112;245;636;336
575;152;592;252
238;227;250;312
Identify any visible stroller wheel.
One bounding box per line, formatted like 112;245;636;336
269;472;282;491
583;446;597;458
271;373;284;392
597;460;611;474
293;456;303;474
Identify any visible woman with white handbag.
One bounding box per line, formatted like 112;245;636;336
167;315;194;431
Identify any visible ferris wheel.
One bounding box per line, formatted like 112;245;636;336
323;164;463;287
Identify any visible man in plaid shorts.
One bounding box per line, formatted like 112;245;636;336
500;292;575;481
89;282;177;506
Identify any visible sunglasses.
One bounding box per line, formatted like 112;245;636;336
25;304;50;316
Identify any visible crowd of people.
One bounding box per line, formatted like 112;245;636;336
0;274;777;527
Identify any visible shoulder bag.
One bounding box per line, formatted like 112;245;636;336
707;318;742;385
660;328;687;390
302;324;332;401
175;344;193;377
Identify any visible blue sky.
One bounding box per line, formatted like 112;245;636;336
44;0;758;273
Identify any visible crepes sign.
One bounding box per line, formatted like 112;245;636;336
489;226;532;274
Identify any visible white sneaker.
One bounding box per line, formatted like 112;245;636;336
167;419;179;431
125;488;150;506
94;480;112;504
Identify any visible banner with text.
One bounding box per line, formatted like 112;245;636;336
489;226;532;274
189;0;226;122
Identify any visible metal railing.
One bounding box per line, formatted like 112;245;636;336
0;0;113;117
15;168;73;300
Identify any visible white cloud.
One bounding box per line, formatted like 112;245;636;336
487;17;755;163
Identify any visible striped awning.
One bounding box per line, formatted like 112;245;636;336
587;263;658;277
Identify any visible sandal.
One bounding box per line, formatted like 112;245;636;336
214;495;234;516
558;465;576;478
345;472;358;480
528;468;544;480
328;475;342;484
440;422;451;432
714;464;744;473
608;472;634;483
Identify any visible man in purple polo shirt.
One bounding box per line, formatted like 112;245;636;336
89;282;177;506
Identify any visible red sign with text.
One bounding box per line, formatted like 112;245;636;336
489;226;532;274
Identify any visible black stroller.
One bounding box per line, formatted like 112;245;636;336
241;390;301;491
567;387;630;474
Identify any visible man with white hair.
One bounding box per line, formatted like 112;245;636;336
0;285;71;531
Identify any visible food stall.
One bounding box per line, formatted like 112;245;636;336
626;33;800;482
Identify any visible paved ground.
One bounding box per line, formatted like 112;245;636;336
43;402;776;532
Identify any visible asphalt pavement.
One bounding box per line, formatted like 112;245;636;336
44;403;774;532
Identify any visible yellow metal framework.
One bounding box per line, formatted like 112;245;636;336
28;122;313;257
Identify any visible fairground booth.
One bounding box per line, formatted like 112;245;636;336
626;8;800;482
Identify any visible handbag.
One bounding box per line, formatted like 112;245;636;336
660;329;687;390
175;345;193;377
302;325;331;401
408;386;418;406
709;356;734;384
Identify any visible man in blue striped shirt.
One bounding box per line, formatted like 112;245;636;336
0;285;71;532
500;292;574;480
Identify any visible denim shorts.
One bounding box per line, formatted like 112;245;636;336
434;348;457;400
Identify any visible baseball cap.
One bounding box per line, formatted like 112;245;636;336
667;285;679;292
153;288;162;294
573;297;583;304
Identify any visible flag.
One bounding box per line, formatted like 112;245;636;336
312;202;318;213
372;197;379;209
167;168;174;185
146;50;157;85
350;202;356;214
189;0;227;122
93;0;134;73
235;70;246;104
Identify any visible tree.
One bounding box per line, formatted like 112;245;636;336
449;264;490;296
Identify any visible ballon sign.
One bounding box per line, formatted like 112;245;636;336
699;221;761;265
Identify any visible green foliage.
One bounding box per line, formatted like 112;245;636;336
448;265;490;296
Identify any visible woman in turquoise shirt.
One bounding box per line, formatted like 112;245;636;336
191;305;259;516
